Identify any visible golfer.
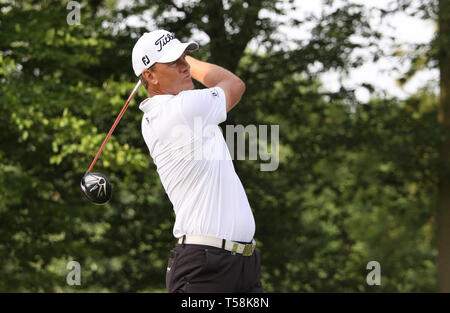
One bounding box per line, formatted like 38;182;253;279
132;29;263;293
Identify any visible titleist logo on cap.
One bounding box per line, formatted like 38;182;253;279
155;33;176;52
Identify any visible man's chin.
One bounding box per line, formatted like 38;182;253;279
185;81;195;90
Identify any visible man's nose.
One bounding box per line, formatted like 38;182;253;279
179;58;190;72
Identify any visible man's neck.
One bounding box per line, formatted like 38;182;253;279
149;89;166;98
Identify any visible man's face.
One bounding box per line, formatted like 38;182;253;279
151;53;194;95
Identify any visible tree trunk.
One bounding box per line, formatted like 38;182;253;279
437;0;450;292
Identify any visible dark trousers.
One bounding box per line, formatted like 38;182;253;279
166;243;263;293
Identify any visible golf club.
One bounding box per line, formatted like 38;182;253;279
80;80;142;205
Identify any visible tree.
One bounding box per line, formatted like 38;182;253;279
437;0;450;292
0;0;442;292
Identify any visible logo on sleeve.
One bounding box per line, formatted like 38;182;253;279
211;90;218;97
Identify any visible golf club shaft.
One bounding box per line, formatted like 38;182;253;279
88;80;142;172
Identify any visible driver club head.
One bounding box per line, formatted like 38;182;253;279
80;172;112;205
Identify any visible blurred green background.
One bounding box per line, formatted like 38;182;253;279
1;0;448;292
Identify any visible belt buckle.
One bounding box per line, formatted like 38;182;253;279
242;243;255;256
231;243;238;255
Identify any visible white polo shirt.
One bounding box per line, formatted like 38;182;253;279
139;87;255;242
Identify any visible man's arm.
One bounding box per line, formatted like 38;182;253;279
186;56;245;113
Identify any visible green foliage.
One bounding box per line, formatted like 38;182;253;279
0;0;441;292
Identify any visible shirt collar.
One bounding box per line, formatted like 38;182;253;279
139;95;174;113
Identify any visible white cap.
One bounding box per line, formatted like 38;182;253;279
132;29;199;77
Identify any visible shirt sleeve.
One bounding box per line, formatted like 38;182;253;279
179;87;227;126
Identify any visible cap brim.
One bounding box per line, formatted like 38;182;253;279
157;41;199;64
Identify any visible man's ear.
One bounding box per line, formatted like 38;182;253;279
143;68;158;85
